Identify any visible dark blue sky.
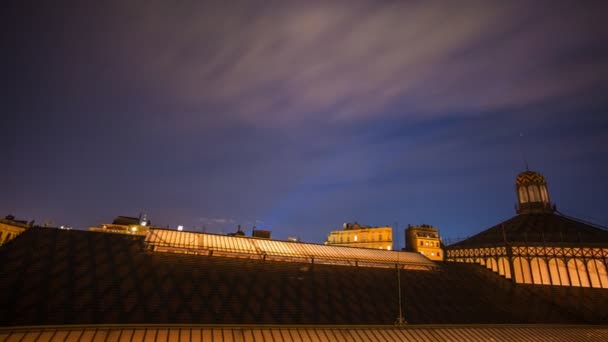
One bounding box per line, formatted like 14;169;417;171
4;0;608;246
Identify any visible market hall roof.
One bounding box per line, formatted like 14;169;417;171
2;227;606;326
448;212;608;248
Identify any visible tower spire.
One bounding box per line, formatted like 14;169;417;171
515;170;553;214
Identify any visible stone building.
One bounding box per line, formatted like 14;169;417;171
0;215;31;246
405;224;444;261
325;222;393;250
89;215;151;236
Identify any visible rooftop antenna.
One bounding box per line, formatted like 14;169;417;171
394;221;407;326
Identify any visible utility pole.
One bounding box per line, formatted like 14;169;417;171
395;221;407;326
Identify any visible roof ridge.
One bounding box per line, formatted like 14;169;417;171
554;210;608;232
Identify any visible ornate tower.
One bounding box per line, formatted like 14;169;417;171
515;170;553;214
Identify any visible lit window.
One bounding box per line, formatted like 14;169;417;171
431;252;435;256
425;242;429;246
530;185;540;202
354;235;358;242
540;186;549;202
387;246;391;251
519;187;529;203
131;227;138;232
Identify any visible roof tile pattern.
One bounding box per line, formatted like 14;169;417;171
516;171;547;186
0;228;604;326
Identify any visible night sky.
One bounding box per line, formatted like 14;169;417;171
5;1;608;246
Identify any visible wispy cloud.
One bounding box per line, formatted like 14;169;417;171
114;1;607;126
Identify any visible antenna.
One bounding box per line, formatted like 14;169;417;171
395;221;407;326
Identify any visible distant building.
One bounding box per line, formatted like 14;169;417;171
405;224;444;261
0;214;32;246
325;222;393;250
252;227;271;239
89;215;150;236
446;170;608;288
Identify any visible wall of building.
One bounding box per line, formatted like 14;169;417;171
325;227;393;250
446;246;608;288
405;226;444;261
0;222;28;246
89;224;149;236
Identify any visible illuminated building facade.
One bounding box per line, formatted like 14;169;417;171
405;224;444;261
446;170;608;288
0;215;31;246
89;215;150;236
325;222;393;250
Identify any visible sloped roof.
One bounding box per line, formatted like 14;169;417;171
2;324;608;342
516;170;547;186
448;212;608;248
146;228;435;268
1;227;605;326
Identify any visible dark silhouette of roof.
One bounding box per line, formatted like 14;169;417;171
448;212;608;248
112;216;141;225
1;228;606;326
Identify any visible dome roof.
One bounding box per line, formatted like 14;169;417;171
516;170;547;186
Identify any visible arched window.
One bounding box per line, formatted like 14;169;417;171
529;185;540;202
513;257;533;284
498;257;511;279
530;258;551;285
491;258;499;272
540;186;549;202
548;258;569;286
587;259;608;288
568;259;590;287
519;187;529;203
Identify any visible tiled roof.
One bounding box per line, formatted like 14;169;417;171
516;170;547;186
146;228;435;268
2;324;608;342
0;228;605;326
448;212;608;248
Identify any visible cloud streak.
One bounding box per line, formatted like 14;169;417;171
113;0;607;126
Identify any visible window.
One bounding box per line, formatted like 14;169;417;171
530;185;540;202
420;241;423;246
354;235;358;242
519;187;529;203
437;252;441;257
540;186;549;202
